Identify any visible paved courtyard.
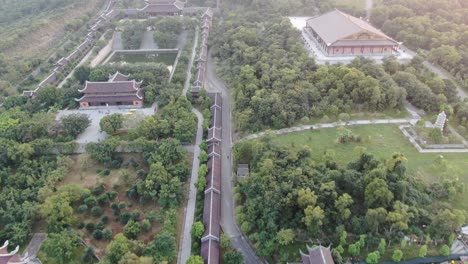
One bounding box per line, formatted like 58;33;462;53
56;106;155;144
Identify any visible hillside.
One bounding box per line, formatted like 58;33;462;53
0;0;105;97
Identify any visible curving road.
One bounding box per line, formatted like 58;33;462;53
206;50;263;264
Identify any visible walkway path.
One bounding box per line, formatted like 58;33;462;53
22;233;47;259
206;49;263;264
366;0;373;20
140;30;158;49
181;29;199;96
239;118;419;142
177;27;203;264
112;31;124;50
177;108;203;264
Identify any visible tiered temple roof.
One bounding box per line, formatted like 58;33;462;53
306;10;398;47
191;8;213;98
76;74;144;104
0;241;29;264
300;245;335;264
201;92;223;264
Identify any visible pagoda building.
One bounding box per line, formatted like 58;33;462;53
76;72;144;108
305;10;399;56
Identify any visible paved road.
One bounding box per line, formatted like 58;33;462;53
181;29;199;96
177;27;203;264
177;108;204;264
206;49;263;264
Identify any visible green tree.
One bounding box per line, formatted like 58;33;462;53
378;239;386;255
339;230;347;246
366;251;381;264
41;193;76;233
440;244;450;256
348;243;359;257
74;66;91;84
223;251;243;264
335;193;353;220
419;245;427;257
276;228;295;246
365;178;393;208
220;234;232;249
141;219;151;233
148;231;177;262
366;207;388;234
297;187;318;208
191;221;204;240
186;255;204;264
386;201;412;236
42;230;79;264
123;220;141;239
105;233;130;263
392;249;403;262
60;114;91;138
100;114;123;135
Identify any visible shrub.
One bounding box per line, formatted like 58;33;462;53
78;204;88;213
96;221;105;230
120;212;132;224
85;223;95;233
123;220;141;239
118;202;127;209
191;221;204;240
141;219;151;233
101;215;109;224
84;196;97;207
136;169;146;178
92;184;105;195
146;211;158;223
77;222;85;229
103;229;112;240
91;206;103;217
100;169;111;177
97;195;109;206
93;229;103;240
131;210;141;221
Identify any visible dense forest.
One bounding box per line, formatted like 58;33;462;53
371;0;468;88
211;12;407;132
234;138;465;262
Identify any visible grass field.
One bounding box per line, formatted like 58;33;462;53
272;124;468;210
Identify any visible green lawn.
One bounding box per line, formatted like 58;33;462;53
272;124;468;210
